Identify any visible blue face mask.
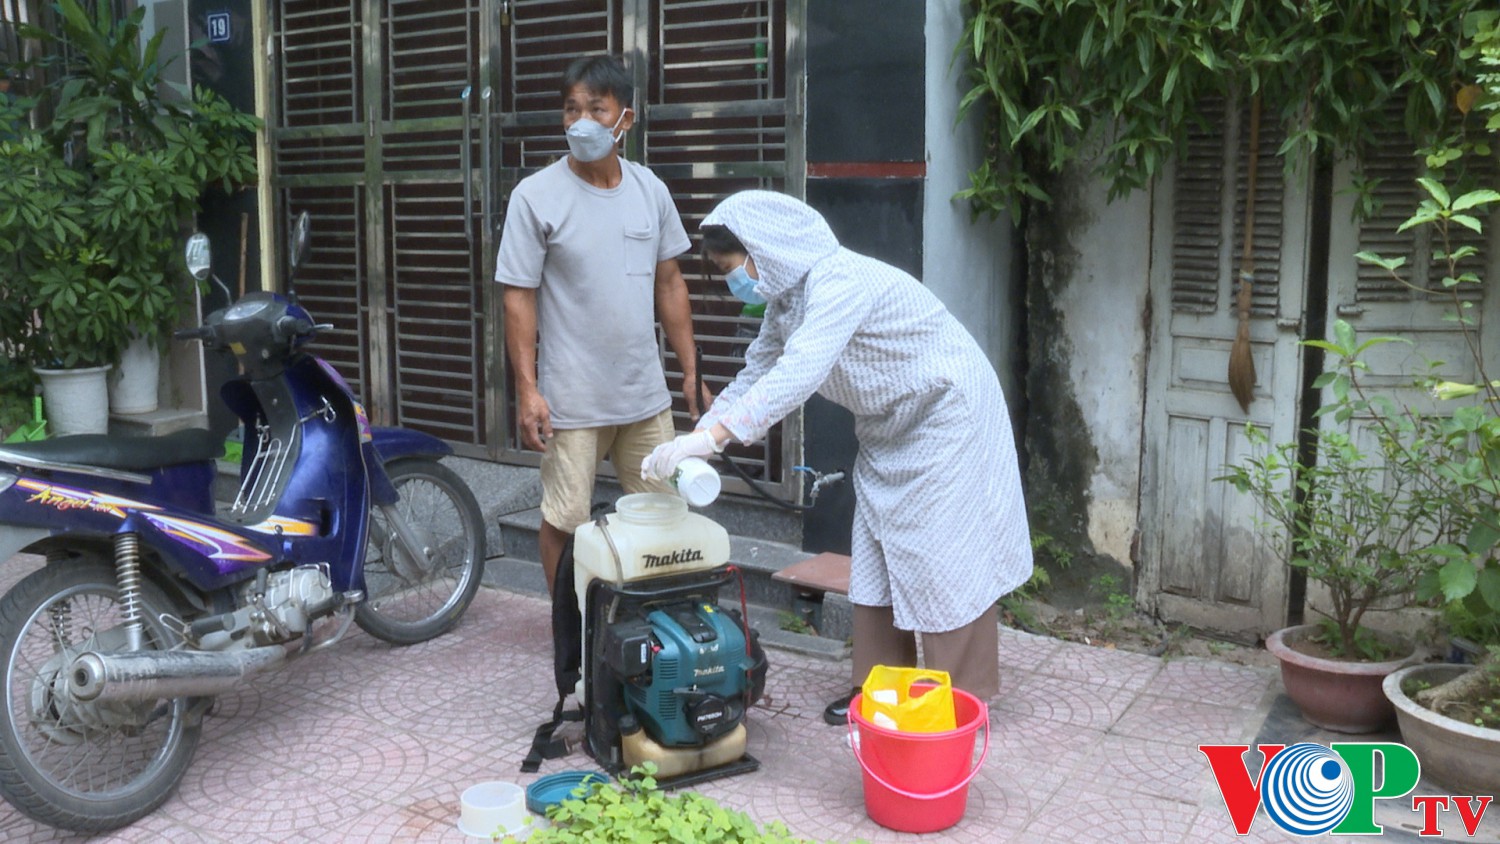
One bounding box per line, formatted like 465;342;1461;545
725;261;766;306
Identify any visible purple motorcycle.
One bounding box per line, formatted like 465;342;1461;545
0;216;485;831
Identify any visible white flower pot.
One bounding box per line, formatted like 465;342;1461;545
109;332;161;414
35;365;111;436
1385;663;1500;796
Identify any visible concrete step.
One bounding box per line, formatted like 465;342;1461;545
490;506;851;646
443;458;538;563
445;458;849;648
216;454;848;655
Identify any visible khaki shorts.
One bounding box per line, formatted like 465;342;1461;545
539;408;675;533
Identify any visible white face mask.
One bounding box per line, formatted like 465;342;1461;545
565;109;628;162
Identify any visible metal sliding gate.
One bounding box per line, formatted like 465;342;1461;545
270;0;486;453
270;0;805;492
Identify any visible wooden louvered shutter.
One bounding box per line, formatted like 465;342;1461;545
1170;97;1285;318
1170;99;1225;313
1355;112;1494;305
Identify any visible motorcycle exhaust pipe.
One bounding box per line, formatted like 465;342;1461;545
67;646;288;703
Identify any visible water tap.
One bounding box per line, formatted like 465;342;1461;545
793;466;846;502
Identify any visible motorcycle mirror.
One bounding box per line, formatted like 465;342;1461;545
289;212;311;276
185;233;212;281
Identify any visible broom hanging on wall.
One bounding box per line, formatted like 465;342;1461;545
1228;92;1262;412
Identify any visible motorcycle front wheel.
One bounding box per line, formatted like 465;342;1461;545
0;556;200;832
355;458;486;645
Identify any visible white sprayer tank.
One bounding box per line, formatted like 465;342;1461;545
574;492;730;595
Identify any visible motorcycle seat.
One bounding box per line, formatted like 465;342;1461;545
0;427;225;472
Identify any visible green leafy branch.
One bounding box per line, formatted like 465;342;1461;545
1218;393;1446;658
1349;179;1500;638
1;0;261;368
957;0;1494;219
505;763;855;844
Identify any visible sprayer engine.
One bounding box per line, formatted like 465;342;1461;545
603;600;763;747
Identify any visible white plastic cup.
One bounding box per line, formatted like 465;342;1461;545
671;457;721;507
458;781;528;839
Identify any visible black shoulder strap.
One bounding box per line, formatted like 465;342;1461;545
552;536;582;696
520;695;583;773
521;535;584;773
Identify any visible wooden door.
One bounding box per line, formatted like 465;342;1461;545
1315;133;1500;620
1139;98;1313;635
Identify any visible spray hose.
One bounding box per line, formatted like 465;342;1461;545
725;564;757;715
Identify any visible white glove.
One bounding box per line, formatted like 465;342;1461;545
641;429;723;481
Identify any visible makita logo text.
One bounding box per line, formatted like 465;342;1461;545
642;548;704;568
694;665;725;677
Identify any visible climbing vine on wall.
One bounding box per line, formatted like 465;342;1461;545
958;0;1496;219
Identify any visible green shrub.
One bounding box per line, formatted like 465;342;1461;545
1;0;258;369
0;357;35;439
503;763;857;844
1218;341;1454;661
958;1;1494;218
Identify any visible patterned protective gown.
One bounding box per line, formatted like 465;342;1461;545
699;191;1033;632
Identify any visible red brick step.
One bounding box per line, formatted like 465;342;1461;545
770;552;851;596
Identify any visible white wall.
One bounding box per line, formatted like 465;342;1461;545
923;5;1149;566
1049;169;1152;563
921;3;1018;400
141;1;189;95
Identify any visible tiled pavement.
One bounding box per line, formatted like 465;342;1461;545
0;550;1495;842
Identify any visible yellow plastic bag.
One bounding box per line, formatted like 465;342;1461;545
859;665;956;733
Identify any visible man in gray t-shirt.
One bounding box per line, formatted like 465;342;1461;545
495;55;707;597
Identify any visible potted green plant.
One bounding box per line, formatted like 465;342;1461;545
0;117;113;433
1218;322;1453;732
1386;661;1500;796
1381;326;1500;792
0;0;258;427
1366;163;1500;793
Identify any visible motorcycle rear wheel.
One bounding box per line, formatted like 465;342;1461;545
0;556;200;832
356;458;486;645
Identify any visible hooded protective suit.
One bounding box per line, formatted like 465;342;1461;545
699;191;1032;632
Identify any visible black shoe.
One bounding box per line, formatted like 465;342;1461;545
822;688;858;726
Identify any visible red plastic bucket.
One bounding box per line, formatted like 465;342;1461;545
848;686;990;833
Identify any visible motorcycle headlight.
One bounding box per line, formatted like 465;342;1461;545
223;298;272;321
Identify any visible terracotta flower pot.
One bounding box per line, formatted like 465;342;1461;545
1384;663;1500;796
1265;624;1415;734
